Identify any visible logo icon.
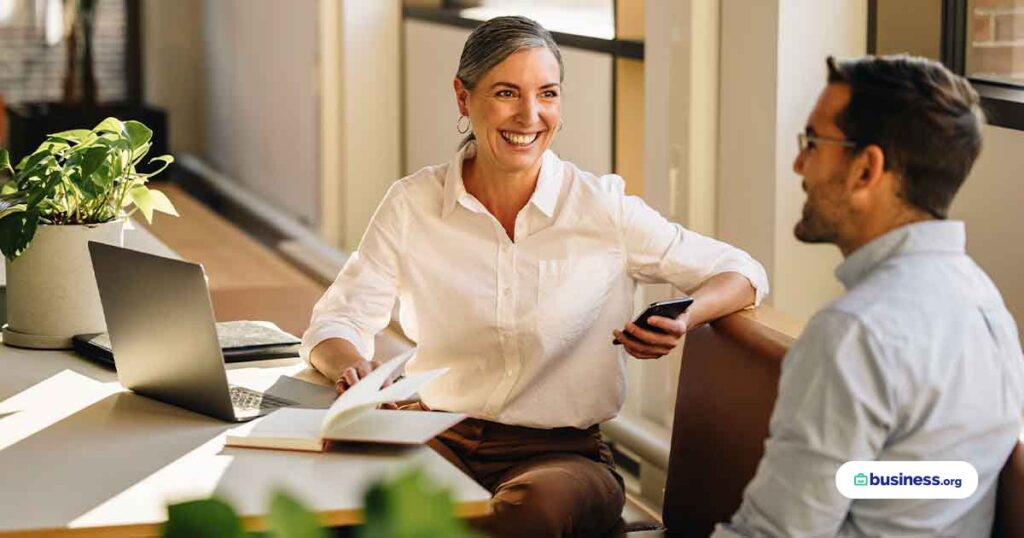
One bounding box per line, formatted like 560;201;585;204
854;473;868;486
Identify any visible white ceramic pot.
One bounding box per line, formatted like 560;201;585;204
3;220;125;349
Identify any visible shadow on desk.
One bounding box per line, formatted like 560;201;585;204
0;391;231;531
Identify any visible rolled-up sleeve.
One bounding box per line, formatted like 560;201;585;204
612;177;769;305
299;182;406;365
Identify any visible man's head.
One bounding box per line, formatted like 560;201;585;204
793;55;984;255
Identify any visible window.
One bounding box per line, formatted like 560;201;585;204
0;0;131;105
965;0;1024;86
870;0;1024;130
444;0;614;39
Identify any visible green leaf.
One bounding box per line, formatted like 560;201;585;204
93;117;125;135
147;188;179;217
358;469;479;538
50;128;91;142
266;490;327;538
139;154;175;179
128;185;155;223
131;142;152;165
0;149;11;175
1;182;18;195
16;149;53;175
42;136;73;151
79;146;110;180
163;498;245;538
0;208;39;261
124;120;153;151
0;193;27;219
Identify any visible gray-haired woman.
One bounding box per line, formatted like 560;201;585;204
302;16;768;537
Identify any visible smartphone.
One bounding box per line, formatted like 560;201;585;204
613;296;695;345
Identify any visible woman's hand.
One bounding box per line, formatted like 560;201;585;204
335;359;399;409
613;310;690;360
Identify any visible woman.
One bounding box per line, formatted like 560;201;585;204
301;16;768;538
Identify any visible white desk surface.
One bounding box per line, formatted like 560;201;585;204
0;226;491;536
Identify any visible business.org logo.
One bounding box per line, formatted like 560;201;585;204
836;461;977;499
852;472;962;489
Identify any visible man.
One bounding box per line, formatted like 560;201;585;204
715;55;1024;537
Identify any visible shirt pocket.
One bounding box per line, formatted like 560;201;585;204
536;255;619;352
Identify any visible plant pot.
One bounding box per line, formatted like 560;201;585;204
2;220;125;349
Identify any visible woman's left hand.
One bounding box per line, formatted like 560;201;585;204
612;310;690;360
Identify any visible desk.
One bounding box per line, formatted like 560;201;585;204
0;226;491;536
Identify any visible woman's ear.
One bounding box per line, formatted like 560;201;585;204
453;77;470;117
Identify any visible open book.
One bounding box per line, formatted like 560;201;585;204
225;350;465;451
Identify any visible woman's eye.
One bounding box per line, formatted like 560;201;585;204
496;90;515;98
543;90;559;98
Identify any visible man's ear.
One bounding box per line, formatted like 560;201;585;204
453;77;470;117
850;144;886;192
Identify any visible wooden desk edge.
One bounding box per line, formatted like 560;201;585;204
0;500;493;537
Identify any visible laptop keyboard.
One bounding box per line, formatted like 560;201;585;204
229;386;294;411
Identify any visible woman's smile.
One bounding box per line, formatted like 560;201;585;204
499;129;544;147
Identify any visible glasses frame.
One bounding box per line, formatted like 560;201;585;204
797;132;858;152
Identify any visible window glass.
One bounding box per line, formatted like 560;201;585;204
0;0;127;104
450;0;614;39
966;0;1024;86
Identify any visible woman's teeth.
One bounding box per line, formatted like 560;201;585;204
500;131;539;146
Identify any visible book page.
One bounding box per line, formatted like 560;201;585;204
320;350;449;432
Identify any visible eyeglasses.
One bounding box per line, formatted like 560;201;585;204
797;132;857;153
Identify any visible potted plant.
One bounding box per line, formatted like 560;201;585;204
0;117;177;349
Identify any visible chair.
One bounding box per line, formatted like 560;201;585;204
628;308;1022;537
660;310;793;536
994;440;1024;538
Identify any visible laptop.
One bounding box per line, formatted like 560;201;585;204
89;242;311;422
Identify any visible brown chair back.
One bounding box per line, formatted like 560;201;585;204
994;440;1024;538
662;310;796;536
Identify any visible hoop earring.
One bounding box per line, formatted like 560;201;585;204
457;115;471;134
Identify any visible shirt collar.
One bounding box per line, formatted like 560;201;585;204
835;220;966;289
441;143;562;219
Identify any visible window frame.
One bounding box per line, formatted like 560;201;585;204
942;0;1024;131
868;0;1024;131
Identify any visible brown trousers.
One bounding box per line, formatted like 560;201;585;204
417;405;626;538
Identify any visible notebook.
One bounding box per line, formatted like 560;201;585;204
225;350;465;451
73;320;301;367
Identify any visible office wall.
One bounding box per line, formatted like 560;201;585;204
718;0;865;322
202;0;320;228
142;0;205;156
951;125;1024;339
773;1;865;319
403;19;613;177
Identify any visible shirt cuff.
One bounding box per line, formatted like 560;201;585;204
299;323;373;367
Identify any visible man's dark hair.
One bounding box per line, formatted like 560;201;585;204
826;55;985;219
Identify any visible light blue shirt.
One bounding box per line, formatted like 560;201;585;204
715;221;1024;537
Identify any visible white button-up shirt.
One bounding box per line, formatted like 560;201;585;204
716;221;1024;537
301;145;768;429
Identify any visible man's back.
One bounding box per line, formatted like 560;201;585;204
718;221;1024;537
828;220;1024;535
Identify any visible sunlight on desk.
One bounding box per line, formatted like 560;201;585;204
0;350;490;536
0;369;120;452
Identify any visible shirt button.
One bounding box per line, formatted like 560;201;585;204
503;287;513;297
506;370;513;377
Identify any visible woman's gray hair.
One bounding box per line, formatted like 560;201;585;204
456;16;564;149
